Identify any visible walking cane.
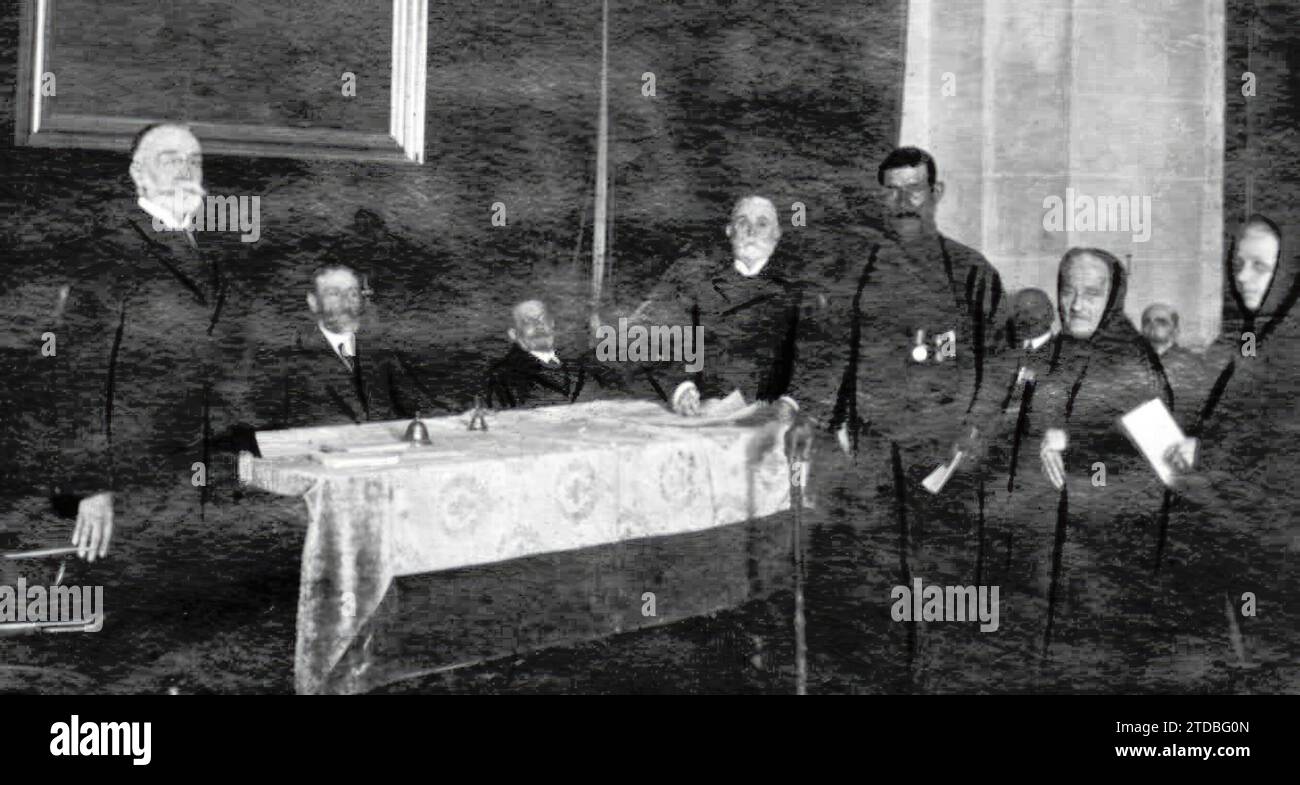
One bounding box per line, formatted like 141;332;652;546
785;419;813;695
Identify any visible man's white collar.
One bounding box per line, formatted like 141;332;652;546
318;322;356;358
733;256;770;277
138;196;193;231
1024;329;1055;351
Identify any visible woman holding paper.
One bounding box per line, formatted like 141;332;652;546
1029;248;1174;680
1162;215;1300;687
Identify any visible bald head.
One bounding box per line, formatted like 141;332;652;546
508;299;556;354
132;124;198;167
1141;303;1179;355
1010;287;1055;344
130;124;205;224
726;195;781;276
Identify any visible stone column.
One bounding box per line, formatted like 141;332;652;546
900;0;1225;348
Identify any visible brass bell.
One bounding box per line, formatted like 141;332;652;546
466;396;489;432
403;411;432;445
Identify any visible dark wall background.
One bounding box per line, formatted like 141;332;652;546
1224;0;1300;242
2;0;1292;386
0;0;906;395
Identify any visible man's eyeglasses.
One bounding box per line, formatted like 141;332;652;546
156;153;203;171
730;217;774;232
878;184;932;201
319;287;362;300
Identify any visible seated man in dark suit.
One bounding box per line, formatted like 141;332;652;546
262;263;428;428
485;299;623;409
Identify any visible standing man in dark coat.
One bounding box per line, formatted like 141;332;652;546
622;195;805;414
591;194;806;674
830;147;1007;459
787;147;1008;690
8;123;292;690
50;123;258;554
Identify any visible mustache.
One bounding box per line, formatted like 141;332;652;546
158;183;207;201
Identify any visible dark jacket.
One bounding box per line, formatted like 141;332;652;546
987;336;1057;494
260;326;423;429
484;344;620;410
1156;344;1207;426
798;229;1007;463
631;248;805;404
44;204;256;503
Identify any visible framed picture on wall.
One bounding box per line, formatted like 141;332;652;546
15;0;427;163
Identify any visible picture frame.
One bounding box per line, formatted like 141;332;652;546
14;0;427;164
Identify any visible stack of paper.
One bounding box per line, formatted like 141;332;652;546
311;441;411;468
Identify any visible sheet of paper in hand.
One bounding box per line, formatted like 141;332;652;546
1119;398;1186;487
922;451;964;495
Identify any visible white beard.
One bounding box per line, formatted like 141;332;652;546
733;240;776;276
152;183;206;227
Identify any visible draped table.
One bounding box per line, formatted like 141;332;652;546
239;400;803;694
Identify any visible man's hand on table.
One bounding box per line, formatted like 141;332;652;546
671;381;701;416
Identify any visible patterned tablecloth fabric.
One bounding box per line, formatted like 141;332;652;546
239;400;800;694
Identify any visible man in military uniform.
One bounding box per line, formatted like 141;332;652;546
788;147;1009;687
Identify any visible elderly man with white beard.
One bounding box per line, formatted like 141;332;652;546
32;122;260;585
620;194;806;416
584;194;809;678
485;299;630;409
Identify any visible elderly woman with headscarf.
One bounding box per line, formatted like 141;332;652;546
1019;248;1173;684
1161;214;1300;688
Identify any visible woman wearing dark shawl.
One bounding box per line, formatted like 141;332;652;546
1021;248;1173;686
1161;215;1300;689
